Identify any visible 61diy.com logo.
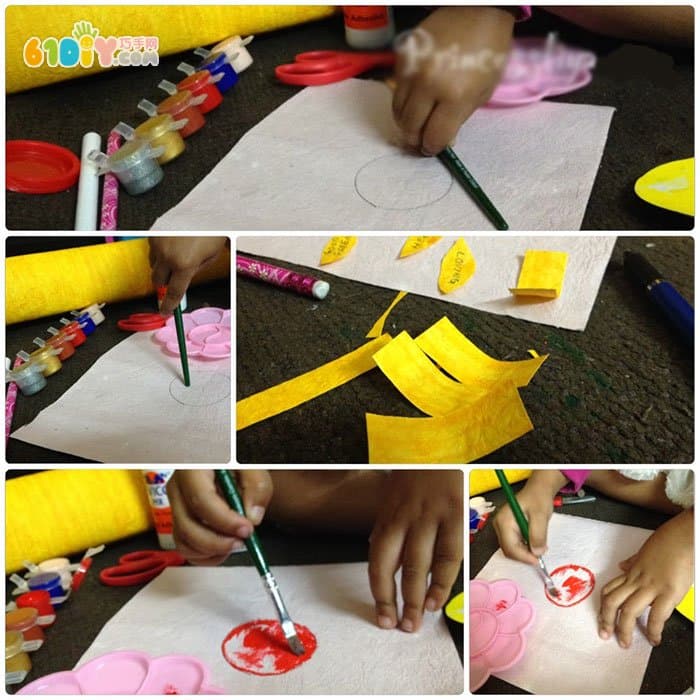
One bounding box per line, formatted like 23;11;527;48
23;20;160;69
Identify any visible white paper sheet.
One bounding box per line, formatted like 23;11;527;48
474;513;654;694
238;236;616;330
11;333;230;463
152;80;614;231
77;563;463;694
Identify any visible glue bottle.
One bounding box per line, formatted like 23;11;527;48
343;6;395;49
142;470;176;549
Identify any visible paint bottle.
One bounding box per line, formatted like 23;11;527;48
176;64;224;114
210;35;254;73
194;49;239;93
88;140;165;196
142;470;176;550
115;120;186;166
6;362;47;396
5;631;31;686
343;7;395;49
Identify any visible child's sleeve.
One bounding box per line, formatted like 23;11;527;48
559;470;591;493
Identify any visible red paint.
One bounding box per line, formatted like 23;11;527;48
545;564;595;607
222;619;317;676
495;599;508;611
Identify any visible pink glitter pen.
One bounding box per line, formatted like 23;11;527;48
236;254;330;300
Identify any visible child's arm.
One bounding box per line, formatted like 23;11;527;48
544;7;693;46
393;6;515;156
167;470;272;565
367;470;463;633
598;507;694;648
493;470;568;564
149;236;228;314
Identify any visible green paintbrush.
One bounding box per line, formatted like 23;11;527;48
215;470;305;656
172;300;190;387
495;469;559;597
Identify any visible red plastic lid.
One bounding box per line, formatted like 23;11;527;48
6;140;80;194
117;313;166;332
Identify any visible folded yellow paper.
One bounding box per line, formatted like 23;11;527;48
399;236;442;258
366;291;407;338
236;334;391;430
366;380;533;463
439;238;476;294
510;250;568;298
320;236;357;265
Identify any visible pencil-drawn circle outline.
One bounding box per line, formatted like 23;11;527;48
168;370;231;406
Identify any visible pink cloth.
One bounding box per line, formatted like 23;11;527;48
516;5;532;21
559;469;591;493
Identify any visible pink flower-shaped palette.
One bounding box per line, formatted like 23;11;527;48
470;579;535;692
17;650;226;694
154;307;231;360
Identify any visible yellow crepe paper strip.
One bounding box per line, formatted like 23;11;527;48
445;592;464;624
366;380;533;463
510;250;568;298
366;291;408;338
399;236;442;258
372;331;474;416
438;238;476;294
415;317;547;390
236;335;391;431
320;236;357;265
470;469;532;496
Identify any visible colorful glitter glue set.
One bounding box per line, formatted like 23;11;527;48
5;303;106;396
87;36;254;196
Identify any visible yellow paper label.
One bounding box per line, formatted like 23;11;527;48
438;238;476;294
399;236;442;258
320;236;357;265
366;291;407;339
510;250;568;298
445;592;464;624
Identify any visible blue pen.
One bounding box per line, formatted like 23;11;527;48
624;251;694;346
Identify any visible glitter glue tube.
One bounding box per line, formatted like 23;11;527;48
237;254;330;300
343;7;395;49
89;141;165;195
142;470;176;550
34;336;74;362
115;120;186;166
176;64;224;113
54;321;87;347
6;361;47;396
194;49;239;92
211;35;254;73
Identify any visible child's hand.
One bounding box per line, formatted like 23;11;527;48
598;508;694;648
393;6;514;156
368;470;463;633
167;470;273;566
149;236;228;314
493;470;568;565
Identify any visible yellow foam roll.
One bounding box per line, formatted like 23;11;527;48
7;5;335;93
469;469;532;495
6;239;230;325
6;470;152;573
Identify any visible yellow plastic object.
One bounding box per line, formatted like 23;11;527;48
236;335;391;431
5;239;230;325
6;470;152;573
6;6;335;93
438;238;476;294
445;592;464;624
366;291;407;338
510;250;568;299
634;158;694;216
469;469;532;496
676;585;694;622
399;236;442;258
320;236;357;265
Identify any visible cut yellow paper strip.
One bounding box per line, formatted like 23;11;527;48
399;236;442;258
372;331;474;416
445;592;464;624
415;317;547;389
366;290;408;339
237;334;391;431
366;380;533;463
320;236;357;265
438;238;476;294
510;250;568;298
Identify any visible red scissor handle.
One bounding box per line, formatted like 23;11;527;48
99;551;185;587
275;50;395;86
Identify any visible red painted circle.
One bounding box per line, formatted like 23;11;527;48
545;564;596;607
222;619;317;676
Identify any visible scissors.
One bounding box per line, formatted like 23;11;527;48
99;550;186;587
275;50;395;86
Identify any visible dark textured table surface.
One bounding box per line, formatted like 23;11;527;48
469;481;694;694
6;8;693;231
5;267;230;463
236;235;694;464
6;525;463;693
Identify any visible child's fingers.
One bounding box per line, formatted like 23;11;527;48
601;572;628;596
646;595;676;646
392;80;411;121
368;523;404;629
399;522;437;632
614;588;655;648
237;469;273;526
526;509;549;556
151;260;171;289
397;88;436;148
160;268;194;314
420;101;467;156
425;517;463;612
494;512;539;565
598;577;635;639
